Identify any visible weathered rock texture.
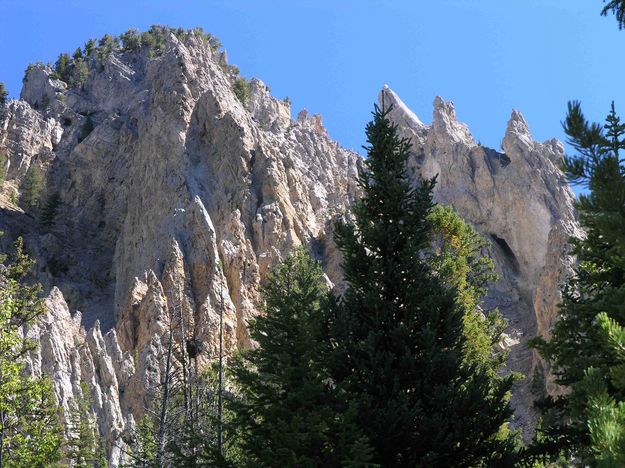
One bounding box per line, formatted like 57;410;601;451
1;30;360;464
381;86;582;436
0;29;579;463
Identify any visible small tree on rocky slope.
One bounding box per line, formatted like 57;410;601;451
0;83;7;106
21;164;44;210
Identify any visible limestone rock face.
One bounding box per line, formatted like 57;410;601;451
0;29;580;463
0;30;361;463
381;86;582;436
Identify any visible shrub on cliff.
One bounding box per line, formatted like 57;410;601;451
0;82;7;106
233;77;250;105
0;152;7;185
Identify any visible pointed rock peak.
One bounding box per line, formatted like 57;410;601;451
506;109;531;138
503;109;534;155
378;85;425;129
431;96;474;145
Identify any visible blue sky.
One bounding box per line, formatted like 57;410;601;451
1;0;623;157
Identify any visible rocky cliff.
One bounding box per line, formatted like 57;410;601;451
0;28;579;463
380;86;582;436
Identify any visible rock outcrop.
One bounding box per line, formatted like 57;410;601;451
0;29;360;463
0;28;579;463
381;86;582;436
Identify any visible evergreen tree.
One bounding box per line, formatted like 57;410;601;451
40;192;61;229
84;39;97;59
169;366;241;467
121;29;142;52
532;101;625;464
428;205;508;374
123;413;158;467
232;77;250;105
328;104;516;467
65;383;108;467
602;0;625;28
70;58;90;88
0;153;7;186
580;313;625;466
0;235;63;466
96;35;120;62
53;53;72;83
73;47;84;62
229;249;374;467
0;83;7;106
21;164;44;209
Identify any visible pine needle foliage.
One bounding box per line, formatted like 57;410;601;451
428;205;508;374
531;101;625;464
602;0;625;28
228;249;374;467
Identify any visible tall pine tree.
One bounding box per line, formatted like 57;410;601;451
228;249;374;467
531;102;625;464
328;104;516;467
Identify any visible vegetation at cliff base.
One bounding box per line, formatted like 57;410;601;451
324;104;516;466
0;235;63;466
530;100;625;465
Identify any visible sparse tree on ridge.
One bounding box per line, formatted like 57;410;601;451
0;82;7;106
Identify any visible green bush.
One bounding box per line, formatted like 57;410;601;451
141;25;169;58
96;34;120;62
69;59;89;88
191;27;222;50
72;48;83;61
232;77;250;105
121;28;142;52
